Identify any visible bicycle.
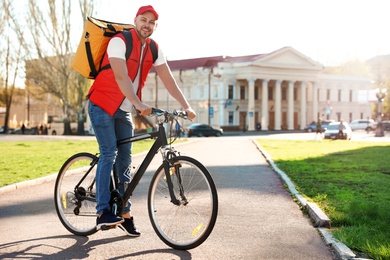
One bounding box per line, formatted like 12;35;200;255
54;108;218;250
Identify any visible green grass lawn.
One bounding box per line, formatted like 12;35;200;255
0;139;155;187
256;139;390;260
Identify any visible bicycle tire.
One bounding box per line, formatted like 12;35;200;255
148;156;218;250
54;152;98;236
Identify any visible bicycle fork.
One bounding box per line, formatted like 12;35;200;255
163;160;188;206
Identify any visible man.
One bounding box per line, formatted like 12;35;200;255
338;119;344;138
314;118;323;140
175;121;182;138
87;5;196;237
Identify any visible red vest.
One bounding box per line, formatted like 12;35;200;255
87;29;158;116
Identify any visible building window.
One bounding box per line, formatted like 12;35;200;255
349;90;353;102
338;89;342;102
318;89;321;101
200;85;204;99
228;85;234;99
326;89;330;100
268;86;273;100
336;112;341;121
282;87;287;101
255;86;259;100
240;86;245;100
294;88;297;101
228;111;234;125
213;87;218;98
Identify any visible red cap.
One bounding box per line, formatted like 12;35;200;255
136;5;159;20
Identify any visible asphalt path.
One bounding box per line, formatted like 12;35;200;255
3;130;388;259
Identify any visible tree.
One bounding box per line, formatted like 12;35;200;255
0;2;5;108
0;0;25;133
22;0;99;135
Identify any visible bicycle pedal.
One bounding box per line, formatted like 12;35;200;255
101;224;117;231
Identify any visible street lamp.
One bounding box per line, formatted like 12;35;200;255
375;88;387;137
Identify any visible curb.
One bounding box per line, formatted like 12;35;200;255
0;173;58;195
252;140;371;260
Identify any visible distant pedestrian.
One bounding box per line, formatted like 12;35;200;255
21;124;26;135
338;119;344;138
314;118;323;140
175;122;182;138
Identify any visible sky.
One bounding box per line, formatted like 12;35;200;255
93;0;390;66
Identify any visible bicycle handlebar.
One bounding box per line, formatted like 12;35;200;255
151;108;188;119
135;107;189;123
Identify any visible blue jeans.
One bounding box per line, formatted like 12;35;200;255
88;101;133;215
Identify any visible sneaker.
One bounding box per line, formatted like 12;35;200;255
118;217;141;237
96;209;124;231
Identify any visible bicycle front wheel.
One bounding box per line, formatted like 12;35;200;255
54;152;98;236
148;156;218;250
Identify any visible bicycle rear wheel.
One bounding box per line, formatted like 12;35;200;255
54;152;98;236
148;156;218;250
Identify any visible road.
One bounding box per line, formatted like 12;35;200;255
1;131;387;259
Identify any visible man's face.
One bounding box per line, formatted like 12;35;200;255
134;12;157;40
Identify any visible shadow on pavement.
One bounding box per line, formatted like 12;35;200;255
0;234;192;259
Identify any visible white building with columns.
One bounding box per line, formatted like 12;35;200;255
142;46;373;131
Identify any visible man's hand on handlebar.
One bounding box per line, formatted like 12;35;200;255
184;107;196;120
135;103;152;116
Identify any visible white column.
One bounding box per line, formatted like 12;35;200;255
312;81;318;121
219;82;225;126
261;79;269;130
288;81;294;130
275;80;281;130
300;81;307;129
247;78;255;131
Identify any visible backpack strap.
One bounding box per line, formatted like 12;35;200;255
123;31;133;61
100;31;133;72
149;39;158;63
85;32;98;78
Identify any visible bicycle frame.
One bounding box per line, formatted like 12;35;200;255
115;117;181;210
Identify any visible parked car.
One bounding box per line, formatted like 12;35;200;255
187;124;223;137
349;119;376;132
304;120;335;132
382;121;390;132
324;122;352;140
0;126;15;134
11;126;38;135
